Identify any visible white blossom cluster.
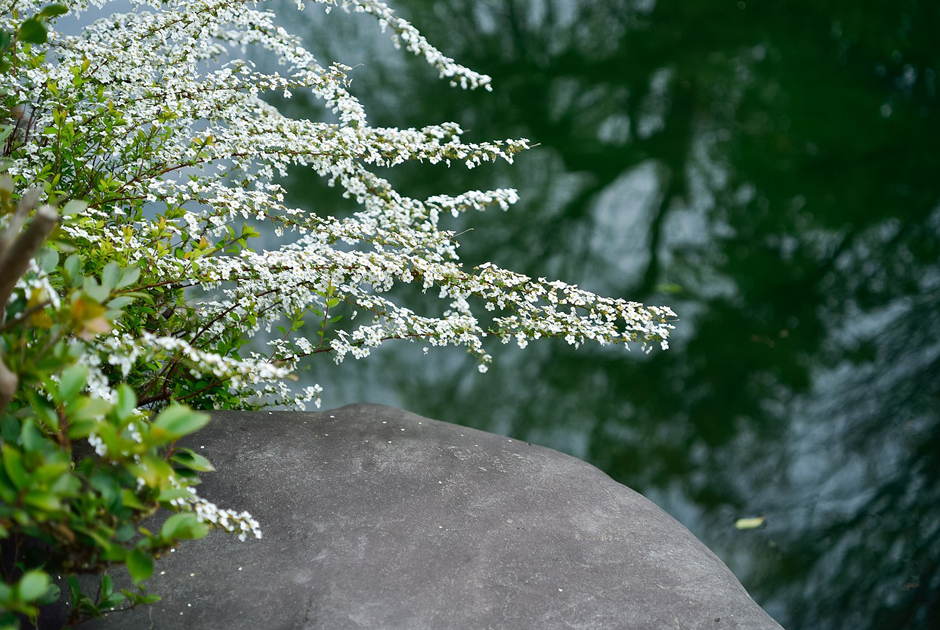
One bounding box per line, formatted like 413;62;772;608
189;491;263;542
317;0;495;90
3;0;675;410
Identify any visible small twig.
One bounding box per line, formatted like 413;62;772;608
0;199;57;310
0;297;52;333
0;187;42;258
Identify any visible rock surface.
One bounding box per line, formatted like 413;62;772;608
80;404;783;630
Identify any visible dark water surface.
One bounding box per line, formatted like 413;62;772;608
268;1;940;628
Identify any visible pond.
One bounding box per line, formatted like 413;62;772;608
265;1;939;628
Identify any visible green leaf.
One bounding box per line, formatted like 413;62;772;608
18;420;45;453
115;265;140;289
99;592;126;610
157;488;194;502
38;4;69;19
37;582;60;606
654;283;684;294
114;384;137;420
35;247;58;273
161;513;209;541
101;261;121;292
126;549;153;584
114;524;135;543
32;397;59;432
82;276;109;303
734;516;766;530
66;419;95;440
66;575;82;602
63;253;82;283
17;19;47;45
127;455;174;488
116;291;152;303
16;571;50;602
152;405;210;439
170;448;215;472
0;414;17;443
49;471;79;496
1;445;28;489
90;470;119;505
33;459;69;483
100;575;113;600
61;200;87;217
106;296;135;309
122;590;160;605
0;471;16;503
59;364;88;402
24;491;62;512
121;489;147;511
67;396;111;422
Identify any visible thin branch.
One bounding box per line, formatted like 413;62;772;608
0;297;52;333
0;202;59;313
0;187;42;259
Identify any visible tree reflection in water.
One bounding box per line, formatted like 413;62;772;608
270;1;940;627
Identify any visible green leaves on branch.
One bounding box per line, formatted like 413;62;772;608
161;513;209;542
0;4;68;75
18;5;68;45
125;549;154;585
0;569;57;625
0;178;211;626
0;374;215;624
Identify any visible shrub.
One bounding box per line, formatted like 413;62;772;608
0;1;674;627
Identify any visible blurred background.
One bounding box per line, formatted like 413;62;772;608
263;1;940;628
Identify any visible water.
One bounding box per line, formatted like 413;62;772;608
262;1;940;628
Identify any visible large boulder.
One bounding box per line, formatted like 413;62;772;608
81;404;782;629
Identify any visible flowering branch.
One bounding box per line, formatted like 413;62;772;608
0;2;675;618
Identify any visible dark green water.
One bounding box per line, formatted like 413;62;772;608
270;1;940;628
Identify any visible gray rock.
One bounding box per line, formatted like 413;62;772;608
81;404;782;630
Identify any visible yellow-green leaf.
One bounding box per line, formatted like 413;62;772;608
17;570;50;601
152;405;210;439
59;364;88;403
1;444;28;489
734;517;766;530
126;549;153;584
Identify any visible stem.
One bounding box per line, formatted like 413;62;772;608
317;301;331;351
0;201;57;312
189;287;278;345
0;187;41;258
0;297;52;333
